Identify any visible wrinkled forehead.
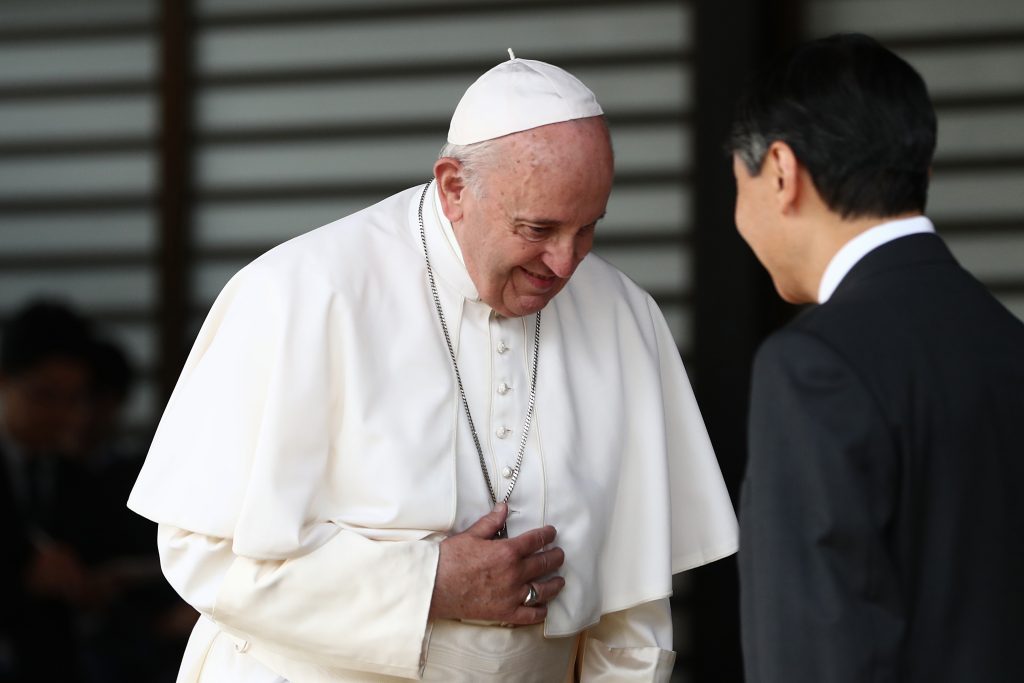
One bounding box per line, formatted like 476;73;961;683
488;144;612;223
492;118;614;177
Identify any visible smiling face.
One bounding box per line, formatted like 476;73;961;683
444;118;614;317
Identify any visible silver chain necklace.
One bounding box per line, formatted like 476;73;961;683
417;180;540;540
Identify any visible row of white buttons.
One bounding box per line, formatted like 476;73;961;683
495;331;517;478
496;338;513;469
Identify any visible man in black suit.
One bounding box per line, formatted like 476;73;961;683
730;33;1024;682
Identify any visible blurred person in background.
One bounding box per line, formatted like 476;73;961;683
731;33;1024;683
0;300;192;683
66;338;195;683
0;300;95;682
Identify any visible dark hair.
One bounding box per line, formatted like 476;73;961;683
730;33;937;219
0;300;95;377
90;337;135;402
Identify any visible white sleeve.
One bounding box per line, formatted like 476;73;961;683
158;523;440;680
576;598;676;682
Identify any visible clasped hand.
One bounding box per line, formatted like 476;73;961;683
429;503;565;626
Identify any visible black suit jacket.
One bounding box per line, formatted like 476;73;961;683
740;233;1024;683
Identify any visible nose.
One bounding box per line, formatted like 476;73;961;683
543;236;582;279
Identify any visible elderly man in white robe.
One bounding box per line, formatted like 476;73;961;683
129;53;738;682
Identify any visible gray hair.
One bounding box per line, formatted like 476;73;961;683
437;138;503;196
437;117;614;193
730;126;771;176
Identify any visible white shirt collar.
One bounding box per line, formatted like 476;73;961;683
409;182;480;302
433;182;468;268
817;215;935;303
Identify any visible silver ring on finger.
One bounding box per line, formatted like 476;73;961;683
522;583;540;607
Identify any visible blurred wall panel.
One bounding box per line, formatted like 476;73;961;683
0;0;160;442
197;5;690;72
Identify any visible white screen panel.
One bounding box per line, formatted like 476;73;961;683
900;45;1024;98
0;211;155;254
0;39;155;86
0;267;155;312
0;152;154;198
197;137;438;188
0;0;154;27
808;0;1024;37
593;244;692;293
944;233;1024;280
568;63;693;116
603;186;692;236
201;0;528;11
195;198;377;249
199;77;467;130
198;4;691;74
928;171;1024;222
935;107;1024;159
0;96;154;142
614;125;692;174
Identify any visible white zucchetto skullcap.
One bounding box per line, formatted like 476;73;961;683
447;49;604;145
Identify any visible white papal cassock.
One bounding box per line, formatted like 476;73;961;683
128;183;738;682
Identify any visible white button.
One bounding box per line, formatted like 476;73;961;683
496;426;511;439
497;341;509;354
497;382;510;395
501;466;513;479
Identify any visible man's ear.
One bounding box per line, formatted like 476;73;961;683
765;141;801;215
433;157;468;223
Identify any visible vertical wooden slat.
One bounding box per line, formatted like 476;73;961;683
158;0;194;400
689;1;805;681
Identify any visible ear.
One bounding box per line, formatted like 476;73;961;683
433;157;468;223
765;141;802;214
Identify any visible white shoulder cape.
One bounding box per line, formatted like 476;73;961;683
129;185;738;637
